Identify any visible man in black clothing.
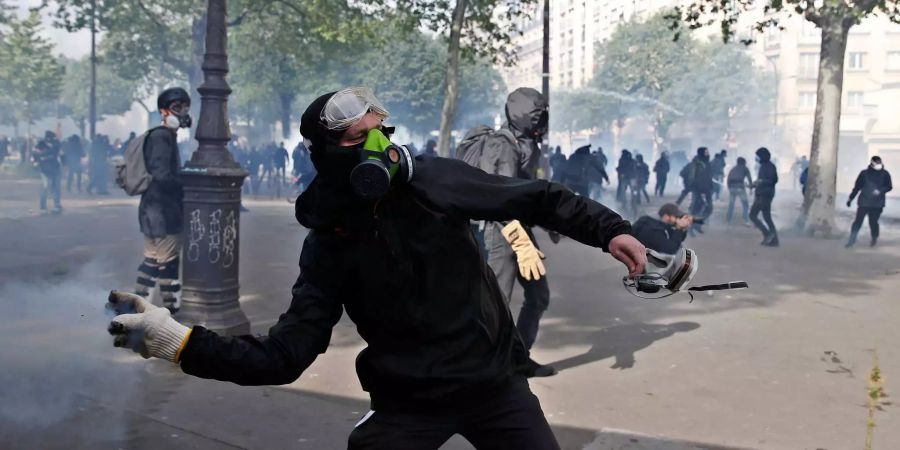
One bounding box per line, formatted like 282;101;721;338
634;153;651;203
62;135;85;193
632;203;694;254
683;147;713;232
32;131;63;214
750;147;779;247
133;88;190;313
562;144;606;196
726;157;753;225
549;146;566;182
710;150;727;201
846;156;892;248
616;150;635;205
107;88;647;450
653;151;670;196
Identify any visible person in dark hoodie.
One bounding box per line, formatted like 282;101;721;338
750;147;779;247
479;88;562;377
653;151;670;197
682;147;713;233
616;149;635;205
632;203;694;254
846;156;892;247
549;146;566;182
106;87;647;449
634;153;651;203
563;144;606;197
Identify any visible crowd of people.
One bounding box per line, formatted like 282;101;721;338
0;129;138;214
546;143;892;251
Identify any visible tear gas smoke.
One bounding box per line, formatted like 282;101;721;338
0;261;143;444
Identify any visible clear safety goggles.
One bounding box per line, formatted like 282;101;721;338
321;86;390;131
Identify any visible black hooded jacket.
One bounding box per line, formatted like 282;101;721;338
180;156;630;412
754;148;778;198
850;167;892;208
500;87;548;179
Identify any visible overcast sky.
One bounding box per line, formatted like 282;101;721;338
16;0;93;59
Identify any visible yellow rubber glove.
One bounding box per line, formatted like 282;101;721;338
501;220;546;281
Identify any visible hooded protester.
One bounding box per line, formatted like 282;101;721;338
846;156;892;247
634;153;651;203
133;87;191;313
589;147;610;201
710;150;727;201
62;135;85;193
472;87;559;377
106;87;647;450
616;150;635;205
750;147;779;246
549;146;566;182
632;203;694;254
653;151;670;196
726;157;753;225
562;144;606;197
681;147;713;232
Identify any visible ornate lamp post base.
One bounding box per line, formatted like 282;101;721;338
176;0;249;336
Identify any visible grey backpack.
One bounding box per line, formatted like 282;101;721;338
455;125;518;174
114;128;159;196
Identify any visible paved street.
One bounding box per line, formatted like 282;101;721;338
1;174;898;450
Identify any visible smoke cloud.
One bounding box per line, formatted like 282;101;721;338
0;261;144;444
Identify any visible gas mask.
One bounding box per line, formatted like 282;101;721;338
163;109;192;129
315;128;414;201
623;248;747;300
349;128;414;200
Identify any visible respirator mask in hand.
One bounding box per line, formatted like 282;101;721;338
623;248;748;300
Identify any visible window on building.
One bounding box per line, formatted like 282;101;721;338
847;91;864;107
799;53;819;78
848;52;866;70
799;92;817;109
887;52;900;71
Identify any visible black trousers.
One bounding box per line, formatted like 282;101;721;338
850;206;883;239
750;195;776;238
655;175;667;196
348;380;559;450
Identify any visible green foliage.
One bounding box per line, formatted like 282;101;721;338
0;11;65;126
59;55;139;131
563;12;771;141
380;0;539;66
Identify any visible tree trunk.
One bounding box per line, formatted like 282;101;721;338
278;93;294;139
437;0;468;157
800;16;851;237
78;117;86;139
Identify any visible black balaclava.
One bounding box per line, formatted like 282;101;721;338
299;91;362;184
697;147;709;162
756;147;771;163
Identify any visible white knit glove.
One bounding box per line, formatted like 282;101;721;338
106;290;191;363
501;220;547;281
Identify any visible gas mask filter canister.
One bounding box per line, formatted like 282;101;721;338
349;128;415;200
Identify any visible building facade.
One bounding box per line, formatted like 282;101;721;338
498;0;900;185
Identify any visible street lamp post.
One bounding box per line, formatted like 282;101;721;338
177;0;250;335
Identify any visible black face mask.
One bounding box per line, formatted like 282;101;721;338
176;112;192;128
312;142;363;183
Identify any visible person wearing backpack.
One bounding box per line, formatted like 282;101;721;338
846;156;892;248
457;88;557;377
133;87;191;313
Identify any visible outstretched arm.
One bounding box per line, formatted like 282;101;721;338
410;157;646;275
108;233;344;386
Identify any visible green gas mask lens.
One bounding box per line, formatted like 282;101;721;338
349;128;415;200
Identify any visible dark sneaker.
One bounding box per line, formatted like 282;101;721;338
845;234;858;248
763;236;780;247
524;358;558;378
871;237;878;247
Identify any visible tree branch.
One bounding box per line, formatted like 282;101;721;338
227;0;275;27
133;0;166;30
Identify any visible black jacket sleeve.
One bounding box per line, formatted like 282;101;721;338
145;128;181;193
180;233;344;385
849;171;865;202
631;217;685;255
410;156;631;251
